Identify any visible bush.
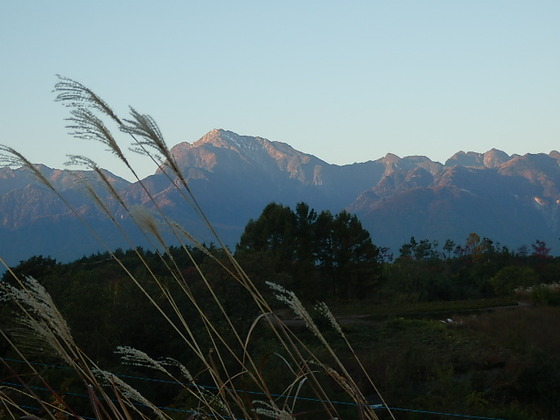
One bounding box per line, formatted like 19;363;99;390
490;265;539;295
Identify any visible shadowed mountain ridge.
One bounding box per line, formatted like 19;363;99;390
1;129;559;264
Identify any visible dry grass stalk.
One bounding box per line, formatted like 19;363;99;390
0;77;390;419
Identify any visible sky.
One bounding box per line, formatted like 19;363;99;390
1;1;560;180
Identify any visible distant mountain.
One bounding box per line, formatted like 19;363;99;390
350;150;560;254
1;129;559;265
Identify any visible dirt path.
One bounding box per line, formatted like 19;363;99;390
270;301;531;328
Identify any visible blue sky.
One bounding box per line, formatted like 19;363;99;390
2;1;559;180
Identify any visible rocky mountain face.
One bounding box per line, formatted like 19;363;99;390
350;151;560;254
1;129;559;264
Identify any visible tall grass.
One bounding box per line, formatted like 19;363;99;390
0;76;392;419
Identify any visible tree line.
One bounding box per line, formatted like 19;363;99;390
4;201;560;309
235;202;560;305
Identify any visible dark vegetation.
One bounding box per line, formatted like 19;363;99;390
2;202;560;419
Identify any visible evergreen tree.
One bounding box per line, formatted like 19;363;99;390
236;202;297;272
236;203;381;300
330;210;381;299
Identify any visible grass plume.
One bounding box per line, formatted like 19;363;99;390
0;77;389;419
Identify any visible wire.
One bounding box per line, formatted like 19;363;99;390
1;357;507;420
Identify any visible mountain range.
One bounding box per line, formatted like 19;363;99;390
1;128;559;265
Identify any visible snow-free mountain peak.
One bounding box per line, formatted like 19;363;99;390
194;129;321;164
444;149;518;169
169;129;326;183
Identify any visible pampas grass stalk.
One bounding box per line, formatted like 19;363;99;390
0;77;390;419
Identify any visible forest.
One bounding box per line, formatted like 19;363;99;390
2;201;560;419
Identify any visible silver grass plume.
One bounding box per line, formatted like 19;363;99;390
54;75;122;125
0;146;56;193
66;155;129;211
315;302;345;338
252;400;294;420
93;368;170;419
115;346;173;377
70;173;121;227
159;357;195;383
122;108;187;185
266;283;384;420
65;107;128;164
0;277;76;366
122;108;167;155
312;362;380;420
130;206;166;247
265;282;321;338
114;350;227;419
